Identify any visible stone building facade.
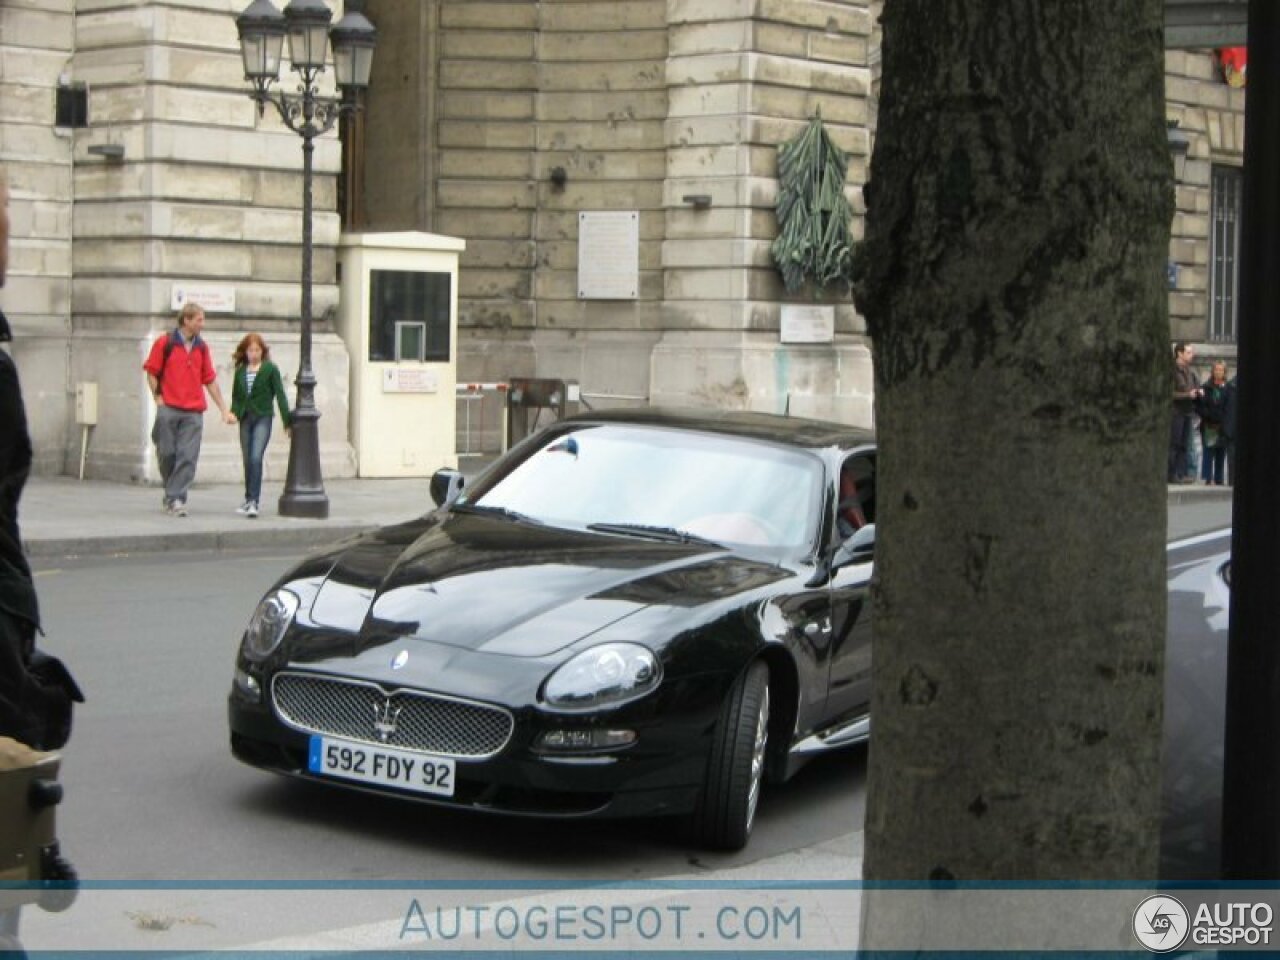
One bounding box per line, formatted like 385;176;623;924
0;0;1249;480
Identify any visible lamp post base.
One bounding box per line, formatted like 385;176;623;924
278;489;330;519
278;404;329;519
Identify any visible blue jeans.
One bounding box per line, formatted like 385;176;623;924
239;414;273;504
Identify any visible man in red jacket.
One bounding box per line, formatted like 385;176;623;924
143;303;235;516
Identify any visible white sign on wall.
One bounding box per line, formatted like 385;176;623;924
780;305;836;344
170;284;236;314
382;367;439;394
578;211;639;300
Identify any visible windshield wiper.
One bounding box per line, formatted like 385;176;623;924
587;522;721;547
451;503;544;526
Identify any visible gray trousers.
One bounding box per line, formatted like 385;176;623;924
151;405;203;504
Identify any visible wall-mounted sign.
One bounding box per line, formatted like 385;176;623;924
170;284;236;313
382;367;439;394
578;211;639;300
780;304;836;344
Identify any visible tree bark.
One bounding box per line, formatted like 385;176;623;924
854;0;1171;887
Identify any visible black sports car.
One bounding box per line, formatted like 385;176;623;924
1161;527;1232;881
228;408;878;850
227;406;1234;870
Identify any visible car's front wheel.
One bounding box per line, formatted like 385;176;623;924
690;660;770;851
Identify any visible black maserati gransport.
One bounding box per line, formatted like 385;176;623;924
228;407;879;850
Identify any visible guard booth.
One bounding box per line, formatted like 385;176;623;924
337;232;465;477
506;378;580;449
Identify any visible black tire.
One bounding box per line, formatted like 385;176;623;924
690;660;770;851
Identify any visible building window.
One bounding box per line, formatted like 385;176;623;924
369;270;451;362
1209;165;1242;343
55;83;88;128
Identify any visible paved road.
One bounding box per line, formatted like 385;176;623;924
15;498;1230;952
29;547;863;883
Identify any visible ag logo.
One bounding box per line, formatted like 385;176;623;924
1133;895;1190;952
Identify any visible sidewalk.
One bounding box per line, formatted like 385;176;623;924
18;465;1233;560
18;457;497;559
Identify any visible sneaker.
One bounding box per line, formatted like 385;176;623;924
245;501;259;518
172;500;189;517
235;501;251;515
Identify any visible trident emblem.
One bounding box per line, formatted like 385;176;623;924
372;697;403;743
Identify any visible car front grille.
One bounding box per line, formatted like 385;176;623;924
271;671;514;759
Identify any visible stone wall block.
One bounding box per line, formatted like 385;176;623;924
539;61;667;93
538;91;668;123
538;149;667;181
541;1;666;32
438;150;534;180
6;275;71;318
756;0;872;35
542;30;668;61
0;49;71;87
460;268;533;301
669;21;752;56
464;239;537;270
8;239;72;279
0;9;73;51
662;236;770;268
535;181;663;210
2;85;57;126
537;120;665;151
437;180;537;210
441;30;536;60
7;199;72;242
438;91;536;121
440;60;538;90
668;0;756;25
439;2;538;32
807;31;867;64
437;210;535;240
438;121;536;150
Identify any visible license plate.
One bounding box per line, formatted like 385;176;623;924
307;735;456;797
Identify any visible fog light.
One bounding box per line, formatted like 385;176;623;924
234;667;262;701
536;729;636;752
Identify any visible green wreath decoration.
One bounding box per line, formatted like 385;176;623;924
771;115;857;294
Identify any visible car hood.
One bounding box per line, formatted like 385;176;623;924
301;511;790;659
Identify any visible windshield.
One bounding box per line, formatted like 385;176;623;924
461;424;823;553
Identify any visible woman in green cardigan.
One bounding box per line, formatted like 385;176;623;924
230;332;291;518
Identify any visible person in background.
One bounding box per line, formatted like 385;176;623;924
1197;360;1230;486
230;332;291;518
1222;372;1239;486
1168;341;1202;485
143;303;236;516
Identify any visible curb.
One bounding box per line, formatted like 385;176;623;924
1165;486;1234;505
24;523;378;561
23;491;1231;561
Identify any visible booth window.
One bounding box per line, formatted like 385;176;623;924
369;270;450;362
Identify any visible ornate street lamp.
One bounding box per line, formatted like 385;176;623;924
235;0;376;518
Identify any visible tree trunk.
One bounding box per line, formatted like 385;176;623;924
853;0;1171;889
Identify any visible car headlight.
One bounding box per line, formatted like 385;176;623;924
542;643;661;712
242;589;300;660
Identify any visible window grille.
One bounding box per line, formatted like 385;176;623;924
1209;165;1242;343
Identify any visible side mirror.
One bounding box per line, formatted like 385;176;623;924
832;523;875;570
429;468;465;508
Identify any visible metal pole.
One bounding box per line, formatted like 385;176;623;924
1222;0;1280;880
278;69;330;519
